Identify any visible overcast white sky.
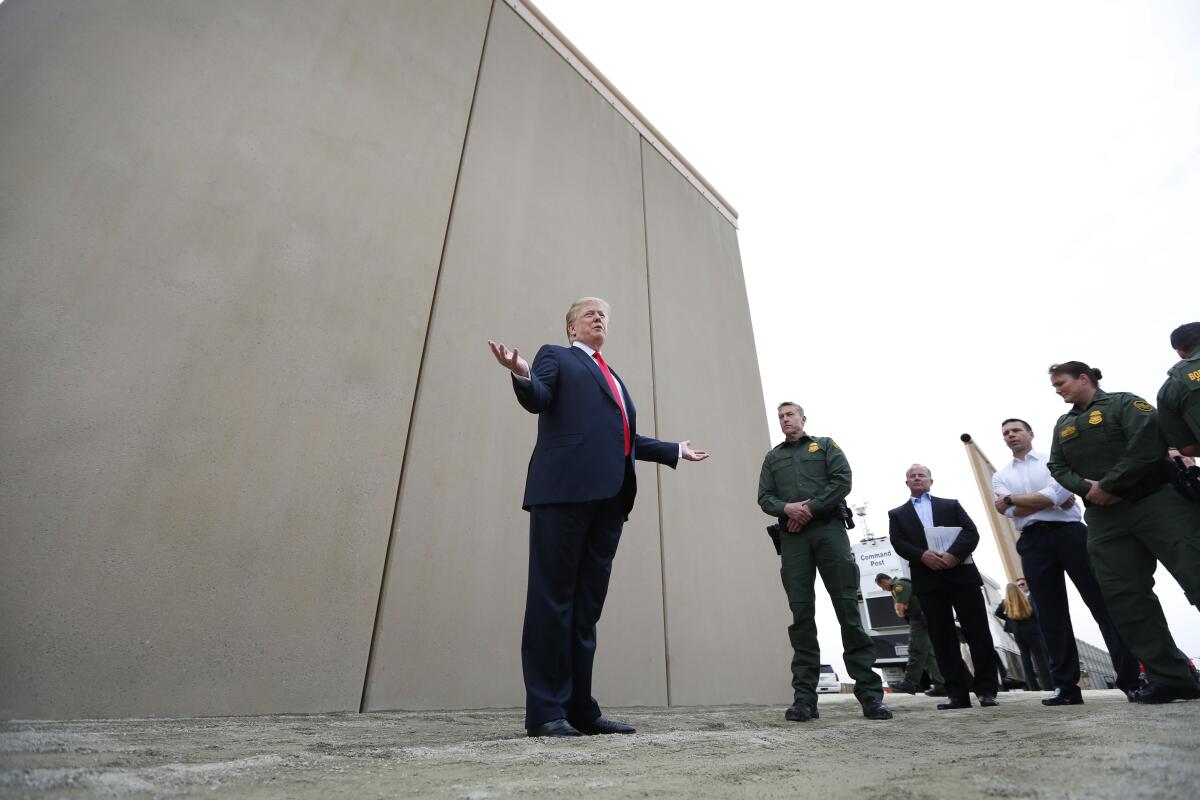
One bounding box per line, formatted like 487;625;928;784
535;0;1200;679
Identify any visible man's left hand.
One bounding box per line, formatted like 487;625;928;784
1084;479;1120;506
936;552;960;568
680;440;710;462
993;494;1008;513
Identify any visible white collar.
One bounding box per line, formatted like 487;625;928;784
1010;449;1047;467
572;340;598;358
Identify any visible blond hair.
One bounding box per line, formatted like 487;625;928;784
565;297;610;342
1004;582;1033;620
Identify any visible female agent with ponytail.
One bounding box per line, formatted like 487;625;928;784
1046;361;1200;704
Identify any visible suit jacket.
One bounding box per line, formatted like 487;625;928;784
887;495;982;593
512;344;678;512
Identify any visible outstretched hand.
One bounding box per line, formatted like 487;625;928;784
487;339;530;378
680;440;710;462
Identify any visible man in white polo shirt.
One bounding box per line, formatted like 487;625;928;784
992;418;1139;705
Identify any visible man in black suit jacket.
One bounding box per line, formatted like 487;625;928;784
888;464;999;709
489;297;708;737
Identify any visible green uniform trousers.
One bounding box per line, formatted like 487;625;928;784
780;518;883;704
904;616;945;689
1085;486;1200;689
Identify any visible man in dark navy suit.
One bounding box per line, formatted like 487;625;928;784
888;464;998;710
488;297;709;738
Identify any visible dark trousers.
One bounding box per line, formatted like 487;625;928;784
1013;626;1052;690
1017;521;1139;692
1085;489;1200;690
919;580;998;703
522;491;627;729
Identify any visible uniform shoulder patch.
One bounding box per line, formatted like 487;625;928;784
1133;400;1154;412
831;440;841;450
1188;368;1200;382
1059;424;1077;439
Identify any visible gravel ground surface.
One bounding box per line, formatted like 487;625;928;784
1;690;1197;799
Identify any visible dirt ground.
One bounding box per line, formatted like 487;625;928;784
1;690;1197;799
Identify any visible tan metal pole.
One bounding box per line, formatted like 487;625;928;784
960;433;1022;584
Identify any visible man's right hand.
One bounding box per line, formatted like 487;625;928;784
783;501;813;527
895;602;908;617
487;340;530;378
920;550;945;571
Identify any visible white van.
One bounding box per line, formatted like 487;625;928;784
817;664;840;693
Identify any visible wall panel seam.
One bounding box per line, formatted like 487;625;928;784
358;0;498;714
640;139;673;707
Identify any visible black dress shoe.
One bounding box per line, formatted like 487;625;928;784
1131;681;1200;704
1041;688;1084;706
862;699;893;720
925;686;948;697
937;697;972;710
890;681;917;695
527;719;583;737
571;716;636;735
979;694;999;707
784;701;819;722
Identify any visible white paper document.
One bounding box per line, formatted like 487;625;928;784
924;526;962;553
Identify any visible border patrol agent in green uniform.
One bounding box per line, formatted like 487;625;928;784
1046;361;1200;703
874;573;946;695
1157;322;1200;459
758;402;891;721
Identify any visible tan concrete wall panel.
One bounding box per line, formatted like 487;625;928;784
640;142;791;705
363;3;669;712
0;0;492;718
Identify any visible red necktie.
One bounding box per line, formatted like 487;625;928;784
593;351;631;456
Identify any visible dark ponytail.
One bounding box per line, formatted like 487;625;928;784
1048;361;1102;384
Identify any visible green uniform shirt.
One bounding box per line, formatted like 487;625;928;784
1047;388;1168;498
758;434;850;520
889;576;914;606
888;575;922;618
1156;346;1200;450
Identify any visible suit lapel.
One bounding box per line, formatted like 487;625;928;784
929;496;944;526
902;501;928;547
570;345;620;409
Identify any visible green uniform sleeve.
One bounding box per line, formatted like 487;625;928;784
1048;424;1091;497
1098;395;1167;494
1157;379;1200;450
758;454;786;517
806;441;852;517
892;580;912;605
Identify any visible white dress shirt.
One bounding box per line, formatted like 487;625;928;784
991;450;1082;531
911;493;934;529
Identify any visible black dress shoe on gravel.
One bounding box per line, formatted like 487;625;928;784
937;697;972;710
1131;681;1200;704
571;716;636;735
527;719;583;737
1042;688;1084;706
784;702;819;722
890;682;917;695
862;699;893;720
979;694;999;707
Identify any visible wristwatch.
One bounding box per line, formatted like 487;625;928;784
1003;495;1014;508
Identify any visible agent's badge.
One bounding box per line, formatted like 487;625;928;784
1088;410;1103;425
808;442;820;453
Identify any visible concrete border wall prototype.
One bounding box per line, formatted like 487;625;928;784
0;0;786;720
